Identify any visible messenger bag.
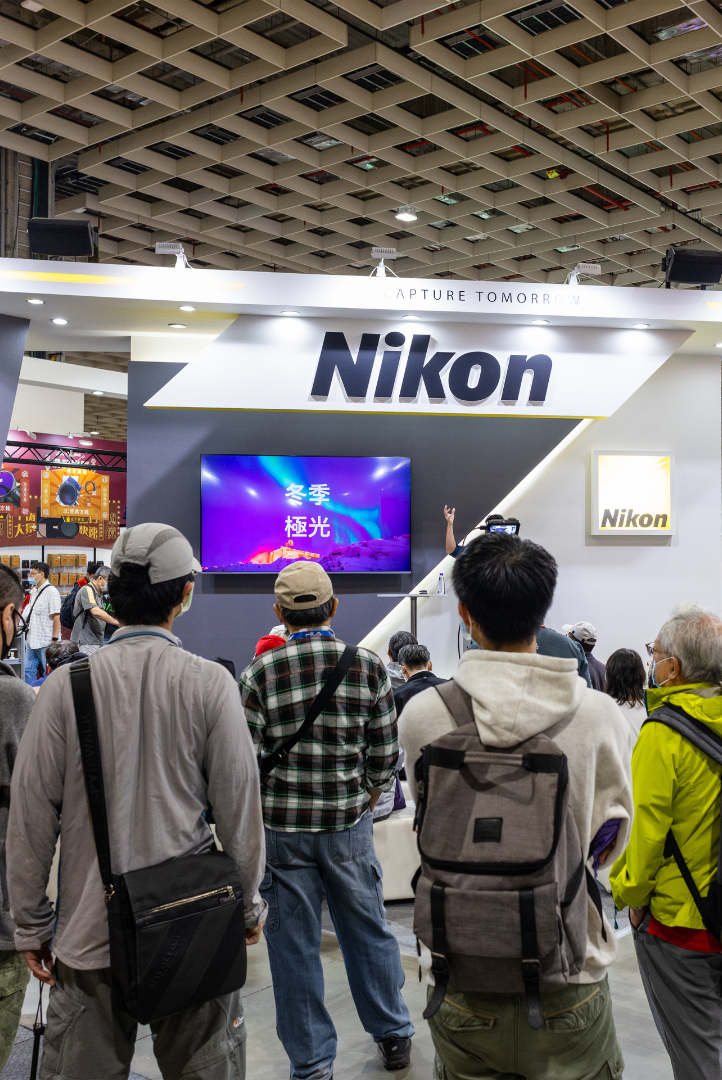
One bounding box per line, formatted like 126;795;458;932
70;656;247;1024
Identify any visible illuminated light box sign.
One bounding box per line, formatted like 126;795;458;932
591;452;673;536
41;467;110;521
201;455;411;573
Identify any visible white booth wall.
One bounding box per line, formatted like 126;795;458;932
362;352;722;675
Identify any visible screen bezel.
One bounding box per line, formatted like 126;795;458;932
200;454;412;574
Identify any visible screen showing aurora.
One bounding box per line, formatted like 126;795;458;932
201;455;411;573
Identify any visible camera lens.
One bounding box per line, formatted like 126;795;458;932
58;480;79;506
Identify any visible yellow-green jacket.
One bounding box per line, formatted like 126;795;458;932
610;684;722;929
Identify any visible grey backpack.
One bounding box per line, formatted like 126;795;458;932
413;681;605;1028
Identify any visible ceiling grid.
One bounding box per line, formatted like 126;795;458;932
2;0;722;282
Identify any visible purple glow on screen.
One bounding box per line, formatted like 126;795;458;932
201;455;411;573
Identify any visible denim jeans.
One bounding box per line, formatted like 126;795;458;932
24;645;47;685
261;812;414;1080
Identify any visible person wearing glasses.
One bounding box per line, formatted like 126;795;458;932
611;604;722;1080
0;565;35;1071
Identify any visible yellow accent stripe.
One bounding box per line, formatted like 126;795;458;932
0;269;244;288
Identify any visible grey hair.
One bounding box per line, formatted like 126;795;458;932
659;603;722;684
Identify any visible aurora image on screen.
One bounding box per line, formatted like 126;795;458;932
201;456;411;573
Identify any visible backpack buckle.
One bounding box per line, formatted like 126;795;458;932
429;952;449;977
521;959;541;982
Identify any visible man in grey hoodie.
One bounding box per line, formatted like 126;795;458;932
400;534;633;1080
0;565;36;1070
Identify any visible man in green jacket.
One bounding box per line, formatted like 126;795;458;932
611;602;722;1080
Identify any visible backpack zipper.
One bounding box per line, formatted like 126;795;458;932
146;884;235;914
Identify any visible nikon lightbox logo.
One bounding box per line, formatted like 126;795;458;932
591;452;673;537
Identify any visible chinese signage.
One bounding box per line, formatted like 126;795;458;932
591;452;673;536
41;468;110;520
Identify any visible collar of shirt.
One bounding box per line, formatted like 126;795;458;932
408;670;432;682
288;628;335;640
109;625;180;646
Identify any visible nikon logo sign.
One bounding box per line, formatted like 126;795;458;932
591;452;673;537
310;332;551;407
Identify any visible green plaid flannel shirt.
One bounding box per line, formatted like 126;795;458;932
240;635;399;832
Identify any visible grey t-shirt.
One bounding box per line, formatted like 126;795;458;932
71;582;104;647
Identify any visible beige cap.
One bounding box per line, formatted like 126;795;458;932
111;523;202;585
275;561;333;610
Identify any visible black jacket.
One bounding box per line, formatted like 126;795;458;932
393;670;447;718
586;653;607;692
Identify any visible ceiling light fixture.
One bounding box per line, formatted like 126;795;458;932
168;322;186;329
52;317;67;325
402;314;421;320
715;342;722;348
79;440;93;446
26;298;43;305
179;305;195;312
92;390;104;396
395;205;417;223
532;319;549;325
281;310;299;316
90;430;100;435
633;323;650;329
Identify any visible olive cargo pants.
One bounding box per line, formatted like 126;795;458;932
427;976;624;1079
0;949;30;1073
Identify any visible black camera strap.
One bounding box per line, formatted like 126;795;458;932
70;658;114;897
24;583;50;634
260;644;357;778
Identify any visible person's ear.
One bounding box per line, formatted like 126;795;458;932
400;665;409;679
458;602;471;633
428;661;433;671
1;603;15;647
669;656;683;681
330;597;339;619
273;602;283;622
181;581;193;602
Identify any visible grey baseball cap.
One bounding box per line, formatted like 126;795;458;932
111;523;201;585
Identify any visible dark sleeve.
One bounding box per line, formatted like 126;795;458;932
451;544;465;559
572;641;592;687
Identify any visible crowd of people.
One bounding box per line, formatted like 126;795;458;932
0;524;719;1080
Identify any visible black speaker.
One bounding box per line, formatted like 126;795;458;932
28;217;95;257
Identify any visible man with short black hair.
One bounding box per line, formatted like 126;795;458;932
393;643;446;719
241;561;414;1078
399;533;633;1080
8;522;266;1080
71;564;118;654
387;630;417;688
24;561;61;685
30;640;80;689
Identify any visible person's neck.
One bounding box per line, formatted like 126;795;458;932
118;621;175;633
288;623;331;634
35;578;45;587
408;668;431;677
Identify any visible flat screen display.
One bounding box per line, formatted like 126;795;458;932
201;455;411;573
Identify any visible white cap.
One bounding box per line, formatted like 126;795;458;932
111;523;201;585
568;620;597;644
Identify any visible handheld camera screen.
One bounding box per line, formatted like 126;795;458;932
201;455;411;573
488;524;519;535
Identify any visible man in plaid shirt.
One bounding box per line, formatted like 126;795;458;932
240;562;414;1077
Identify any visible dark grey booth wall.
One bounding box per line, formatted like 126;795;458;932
128;361;578;673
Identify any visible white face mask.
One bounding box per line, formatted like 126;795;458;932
177;584;194;617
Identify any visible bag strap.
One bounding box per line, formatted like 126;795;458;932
434;680;475;728
23;583;50;632
519;888;543;1030
260;644;357;778
69;658;115;900
585;866;608;943
422;881;449;1021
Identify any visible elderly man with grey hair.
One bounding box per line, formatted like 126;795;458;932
611;603;722;1080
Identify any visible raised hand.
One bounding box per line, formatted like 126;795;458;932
444;505;456;525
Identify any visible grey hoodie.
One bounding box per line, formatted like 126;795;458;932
399;648;634;983
0;661;35;949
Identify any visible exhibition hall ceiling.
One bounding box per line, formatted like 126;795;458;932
3;0;722;284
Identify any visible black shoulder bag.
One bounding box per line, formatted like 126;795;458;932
70;657;248;1024
260;644;357;777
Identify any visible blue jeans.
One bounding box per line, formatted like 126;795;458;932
24;645;47;685
261;812;414;1080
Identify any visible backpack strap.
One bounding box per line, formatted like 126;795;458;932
645;704;722;938
519;888;543;1030
434;680;475;728
421;882;450;1021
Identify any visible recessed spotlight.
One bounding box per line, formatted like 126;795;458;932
532;319;549;325
52;318;67;325
92;390;104;396
79;440;93;446
168;323;186;329
26;298;43;305
632;323;649;329
281;310;299;316
395;205;417;223
402;314;421;320
179;305;195;312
